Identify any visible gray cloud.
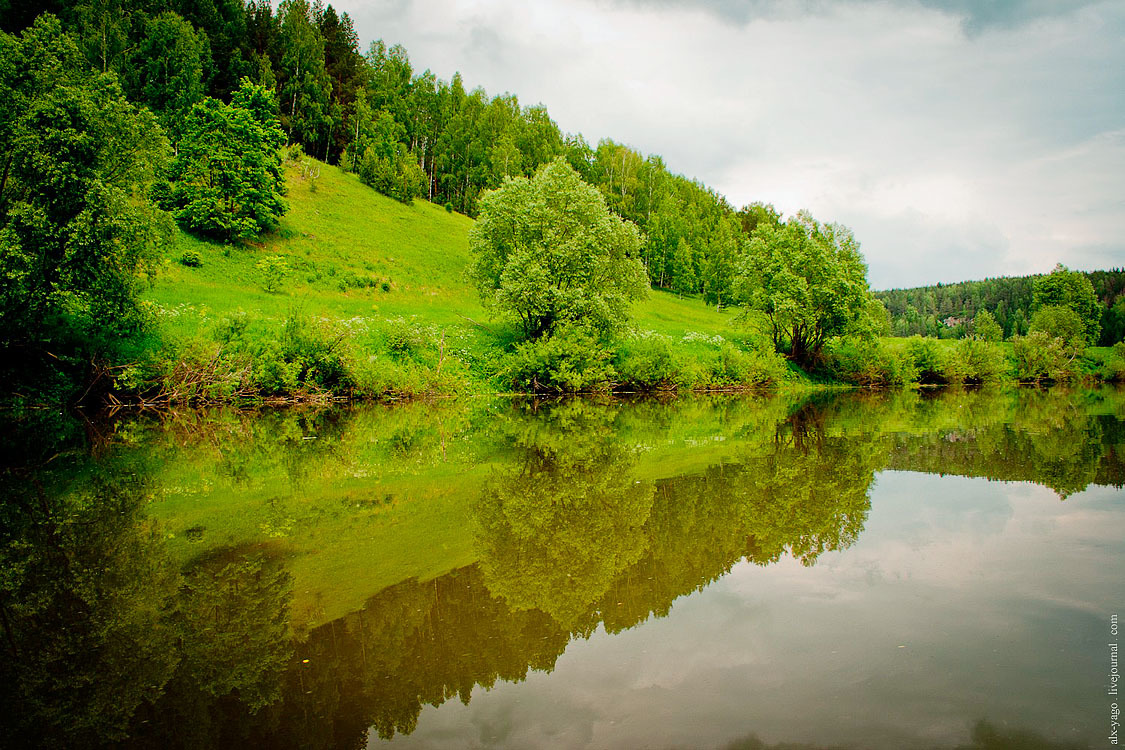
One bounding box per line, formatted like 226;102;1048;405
915;0;1105;34
594;0;815;25
599;0;1105;33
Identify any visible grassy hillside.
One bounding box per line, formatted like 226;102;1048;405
152;157;747;339
144;156;781;399
152;158;483;331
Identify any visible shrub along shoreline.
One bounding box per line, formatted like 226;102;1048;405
43;308;1124;410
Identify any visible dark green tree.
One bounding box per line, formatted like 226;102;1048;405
124;11;210;140
736;201;782;236
276;0;333;156
0;15;170;356
168;77;287;242
70;0;135;75
972;308;1004;341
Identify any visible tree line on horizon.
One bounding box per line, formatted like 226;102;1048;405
876;268;1125;346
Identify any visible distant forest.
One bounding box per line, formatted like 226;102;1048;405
876;269;1125;345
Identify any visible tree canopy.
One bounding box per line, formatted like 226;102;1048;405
1033;263;1101;345
737;210;873;366
972;308;1003;342
0;15;170;349
468;158;648;340
167;77;287;242
875;267;1124;344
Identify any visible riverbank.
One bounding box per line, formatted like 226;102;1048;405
5;155;1123;408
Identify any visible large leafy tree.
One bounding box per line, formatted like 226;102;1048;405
738;210;873;366
0;15;170;350
1033;263;1101;344
168;77;287;242
468;158;648;340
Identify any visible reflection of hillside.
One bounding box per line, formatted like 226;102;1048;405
124;566;571;749
3;387;1123;747
0;446;292;748
119;399;883;747
882;393;1124;498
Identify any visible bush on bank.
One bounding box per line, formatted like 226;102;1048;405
822;336;1010;387
13;310;1123;406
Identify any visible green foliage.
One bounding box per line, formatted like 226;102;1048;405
614;335;679;390
1030;304;1086;348
169;78;287;242
972;308;1003;342
1082;345;1125;382
356;144;425;203
1102;296;1125;345
738;210;873;366
179;248;203;267
381;316;425;358
856;297;892;338
823;337;915;386
827;336;1007;386
875;269;1125;341
469;158;648;340
123;11;208;139
0;15;170;357
702;342;788;388
278;311;348;389
906;335;944;383
255;255;291;293
1033;264;1101;344
735;201;782;236
502;325;616;393
277;0;333;154
951;338;1007;383
1012;330;1079;382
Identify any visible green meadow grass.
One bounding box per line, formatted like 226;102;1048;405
147;156;759;386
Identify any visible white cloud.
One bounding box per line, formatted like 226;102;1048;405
334;0;1125;288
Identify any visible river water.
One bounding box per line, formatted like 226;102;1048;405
0;387;1121;749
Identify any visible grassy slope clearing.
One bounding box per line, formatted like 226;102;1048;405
147;155;780;399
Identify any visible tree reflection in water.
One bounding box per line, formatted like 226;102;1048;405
0;387;1121;747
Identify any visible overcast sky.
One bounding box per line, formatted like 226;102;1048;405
333;0;1124;289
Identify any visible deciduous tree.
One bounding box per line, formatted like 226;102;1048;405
972;308;1003;342
468;158;648;340
737;210;872;366
0;15;170;349
1033;263;1101;344
168;78;286;242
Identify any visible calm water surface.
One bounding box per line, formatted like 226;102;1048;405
0;387;1121;749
